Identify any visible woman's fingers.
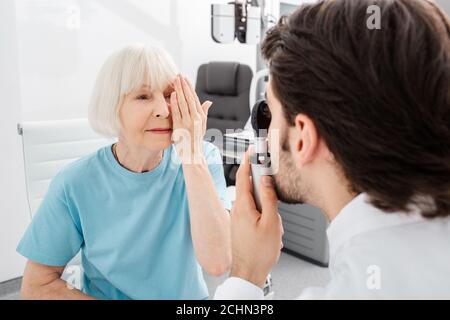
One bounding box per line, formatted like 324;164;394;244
185;77;213;118
184;77;205;117
170;91;181;126
174;76;190;119
202;101;213;116
180;77;199;118
185;78;201;106
173;75;212;140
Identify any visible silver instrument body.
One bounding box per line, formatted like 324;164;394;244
250;137;273;212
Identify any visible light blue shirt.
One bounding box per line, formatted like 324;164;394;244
17;142;231;300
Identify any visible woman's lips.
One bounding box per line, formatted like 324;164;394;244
146;128;173;135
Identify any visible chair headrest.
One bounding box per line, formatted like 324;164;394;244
206;62;239;96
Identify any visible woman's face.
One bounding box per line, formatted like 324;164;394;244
118;83;175;151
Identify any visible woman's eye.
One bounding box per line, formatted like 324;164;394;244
137;95;150;100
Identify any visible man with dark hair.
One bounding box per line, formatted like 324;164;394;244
215;0;450;299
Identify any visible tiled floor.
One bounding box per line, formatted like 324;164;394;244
0;252;330;300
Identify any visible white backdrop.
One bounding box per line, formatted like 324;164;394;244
14;0;257;122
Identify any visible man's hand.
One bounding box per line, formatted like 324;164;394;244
230;149;284;288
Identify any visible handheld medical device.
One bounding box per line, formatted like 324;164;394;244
250;99;272;211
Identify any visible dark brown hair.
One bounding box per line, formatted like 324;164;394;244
262;0;450;218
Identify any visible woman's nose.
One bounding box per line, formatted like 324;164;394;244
154;100;170;118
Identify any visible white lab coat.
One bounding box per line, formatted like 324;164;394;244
214;193;450;299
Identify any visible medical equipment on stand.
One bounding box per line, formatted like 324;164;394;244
211;0;278;114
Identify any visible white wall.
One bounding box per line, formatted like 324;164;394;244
0;0;256;282
0;0;29;282
15;0;256;121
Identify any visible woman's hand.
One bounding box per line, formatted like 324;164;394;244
170;75;213;164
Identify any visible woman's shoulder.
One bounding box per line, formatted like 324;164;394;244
53;145;110;186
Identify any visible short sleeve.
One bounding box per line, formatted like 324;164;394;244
16;172;84;267
204;143;232;211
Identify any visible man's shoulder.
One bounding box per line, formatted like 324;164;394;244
328;218;450;298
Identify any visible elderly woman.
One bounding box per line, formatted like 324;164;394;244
17;44;231;300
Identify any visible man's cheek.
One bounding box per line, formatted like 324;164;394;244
267;123;276;153
268;128;281;175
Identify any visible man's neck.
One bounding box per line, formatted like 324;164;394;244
323;189;357;222
315;173;357;221
114;141;163;173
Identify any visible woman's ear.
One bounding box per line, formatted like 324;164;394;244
292;114;319;168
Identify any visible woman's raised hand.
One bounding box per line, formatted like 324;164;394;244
170;75;213;164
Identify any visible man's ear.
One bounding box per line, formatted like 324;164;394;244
291;114;319;168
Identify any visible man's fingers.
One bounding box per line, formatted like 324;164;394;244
259;176;280;225
280;222;284;249
234;149;260;219
235;146;255;202
235;149;252;197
